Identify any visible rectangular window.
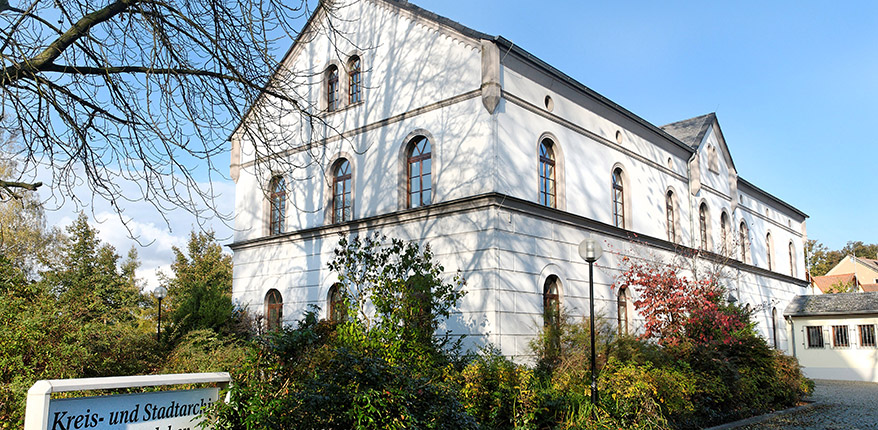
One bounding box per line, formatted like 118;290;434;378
859;325;876;347
832;325;849;348
805;326;824;348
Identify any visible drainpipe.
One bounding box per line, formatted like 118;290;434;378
786;315;797;358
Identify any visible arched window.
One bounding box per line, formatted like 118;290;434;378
740;221;750;262
269;176;285;236
720;212;730;255
326;65;339;111
407;136;432;208
348;56;361;104
328;283;346;322
333;159;352;223
789;241;796;277
618;287;629;335
538;139;556;208
699;203;708;250
612;168;625;228
766;232;774;270
772;307;779;349
543;275;561;330
666;191;676;242
265;289;283;331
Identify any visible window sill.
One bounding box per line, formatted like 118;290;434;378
322;100;364;117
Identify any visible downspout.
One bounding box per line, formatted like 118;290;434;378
786;315;797;358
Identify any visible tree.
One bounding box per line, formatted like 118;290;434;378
0;0;347;225
43;212;144;323
614;254;746;349
0;147;61;277
327;233;467;358
161;230;238;342
805;239;841;277
1;215;155;427
806;239;878;277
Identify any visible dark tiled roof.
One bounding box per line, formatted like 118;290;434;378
811;273;858;293
784;292;878;317
659;113;716;149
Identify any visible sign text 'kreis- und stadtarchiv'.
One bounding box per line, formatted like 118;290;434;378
47;387;219;430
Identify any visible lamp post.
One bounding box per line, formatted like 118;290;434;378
154;286;168;344
578;238;603;406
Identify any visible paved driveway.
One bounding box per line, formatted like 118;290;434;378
740;379;878;429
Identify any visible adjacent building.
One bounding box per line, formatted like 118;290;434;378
785;293;878;382
811;256;878;294
228;0;809;359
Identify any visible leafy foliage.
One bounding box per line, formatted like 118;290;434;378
0;214;157;427
160;230;244;343
211;234;474;429
327;233;466;364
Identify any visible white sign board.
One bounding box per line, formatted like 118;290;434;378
46;388;219;430
25;373;231;430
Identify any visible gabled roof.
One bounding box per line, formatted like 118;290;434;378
854;256;878;272
785;292;878;317
811;273;858;293
660;113;716;149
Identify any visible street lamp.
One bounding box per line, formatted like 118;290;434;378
154;286;168;343
578;238;603;406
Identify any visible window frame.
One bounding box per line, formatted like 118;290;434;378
326;65;340;112
543;275;561;330
859;324;876;348
406;136;432;208
539;139;556;208
612;167;625;228
699;203;709;250
618;287;629;335
332;159;353;223
832;325;850;348
739;221;750;263
805;325;824;348
328;283;346;323
771;307;778;349
348;56;361;105
720;212;731;255
666;191;676;243
789;241;796;277
265;289;283;331
268;175;286;236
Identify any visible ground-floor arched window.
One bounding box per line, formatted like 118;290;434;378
265;289;283;331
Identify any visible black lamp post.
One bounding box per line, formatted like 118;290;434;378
154;286;168;343
578;238;603;406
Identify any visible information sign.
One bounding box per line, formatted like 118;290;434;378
46;387;219;430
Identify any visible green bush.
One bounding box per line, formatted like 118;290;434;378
210;311;476;430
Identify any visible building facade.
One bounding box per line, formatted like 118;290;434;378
229;0;809;359
785;293;878;382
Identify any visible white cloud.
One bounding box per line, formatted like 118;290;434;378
39;166;236;291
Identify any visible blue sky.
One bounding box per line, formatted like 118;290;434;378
43;1;877;288
411;0;877;251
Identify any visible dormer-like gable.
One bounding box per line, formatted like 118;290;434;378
661;113;738;210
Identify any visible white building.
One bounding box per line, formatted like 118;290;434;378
785;293;878;382
229;0;809;360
